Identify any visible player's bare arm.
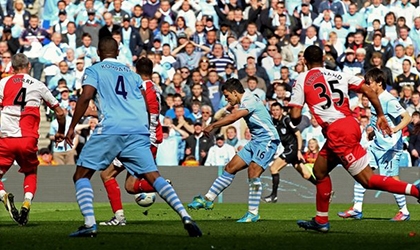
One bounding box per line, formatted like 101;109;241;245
141;89;151;126
392;111;411;134
295;130;304;161
360;84;392;136
64;85;97;147
52;105;66;146
203;109;249;136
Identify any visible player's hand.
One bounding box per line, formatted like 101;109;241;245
54;132;66;147
203;124;213;137
376;115;392;136
64;128;75;148
297;151;305;162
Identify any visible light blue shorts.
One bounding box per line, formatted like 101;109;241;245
368;149;401;176
77;134;157;177
237;139;279;169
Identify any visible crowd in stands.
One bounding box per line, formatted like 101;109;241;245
3;0;420;166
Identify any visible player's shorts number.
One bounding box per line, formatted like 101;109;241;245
314;80;344;109
256;150;265;159
13;87;27;110
115;75;128;99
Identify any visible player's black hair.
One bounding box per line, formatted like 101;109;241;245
364;68;386;90
98;36;118;55
136;57;153;76
221;78;245;94
303;45;323;65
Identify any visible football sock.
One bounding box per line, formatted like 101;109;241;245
0;181;6;200
23;173;37;202
315;175;332;224
133;178;155;193
75;178;96;227
367;175;419;197
353;181;365;212
393;194;409;214
248;178;262;215
271;173;279;197
206;171;235;201
153;176;189;218
104;179;123;213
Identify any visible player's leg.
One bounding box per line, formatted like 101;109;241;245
237;140;279;222
121;134;202;237
70;134;121;237
0;138;19;223
390;176;411;221
188;155;248;210
297;150;336;233
293;163;316;184
99;159;126;226
264;157;287;203
14;137;41;225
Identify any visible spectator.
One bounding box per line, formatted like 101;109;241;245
208;43;234;75
112;30;133;67
409;112;420;166
301;116;326;151
52;9;70;35
386;44;414;79
131;4;144;29
172;0;201;30
49;108;75;165
400;85;414;108
229;36;266;69
61;22;82;51
266;53;285;83
1;15;22;40
143;0;161;18
74;58;85;93
185;121;214;165
79;9;102;48
204;134;236;166
224;126;239;147
394;59;420;93
138;17;154;52
190;100;202;120
339;48;364;75
75;33;99;68
99;12;121;40
182;155;200;167
365;33;393;70
313;10;334;43
109;0;130;24
222;63;238;82
205;70;222;111
368;51;393;89
172;41;209;70
155;21;177;50
40;32;67;86
303;138;320;164
185;83;212;111
19;15;49;81
236;128;251;151
48;60;76;91
156;124;185;166
11;0;30;29
0;50;12;78
406;91;420;115
282;32;305;65
238;61;267;92
164;72;191;99
37;148;58;166
200;104;214;128
394;25;413;49
244;76;266;102
342;3;365;30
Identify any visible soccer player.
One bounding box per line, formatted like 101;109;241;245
0;53;66;225
338;68;412;221
188;78;280;222
99;57;163;226
263;102;314;203
55;37;201;237
289;45;420;233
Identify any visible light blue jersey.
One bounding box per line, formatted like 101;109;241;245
370;91;405;152
239;90;279;142
82;58;149;135
369;91;406;175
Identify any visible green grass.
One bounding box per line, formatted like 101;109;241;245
1;203;420;250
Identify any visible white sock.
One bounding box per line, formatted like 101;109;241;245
353;202;363;212
24;192;33;202
115;210;125;220
399;204;409;215
0;190;6;201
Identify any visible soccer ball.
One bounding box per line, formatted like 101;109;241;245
135;192;156;207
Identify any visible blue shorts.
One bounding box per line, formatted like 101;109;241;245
237;139;279;169
368;149;401;176
77;134;157;177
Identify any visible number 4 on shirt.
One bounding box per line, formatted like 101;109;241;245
115;75;128;99
14;87;27;110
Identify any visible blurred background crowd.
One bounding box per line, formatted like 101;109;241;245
2;0;420;167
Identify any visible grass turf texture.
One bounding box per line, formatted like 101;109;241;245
1;203;420;250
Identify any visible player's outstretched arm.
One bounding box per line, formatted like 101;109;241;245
53;106;67;146
393;111;411;134
360;84;392;136
203;109;249;136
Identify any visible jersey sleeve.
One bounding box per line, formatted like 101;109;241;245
82;67;98;89
387;98;406;119
289;75;305;108
238;93;256;113
347;74;364;92
39;81;59;108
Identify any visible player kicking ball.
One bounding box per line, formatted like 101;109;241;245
188;78;280;222
0;54;66;225
289;45;420;233
55;37;201;237
338;68;412;221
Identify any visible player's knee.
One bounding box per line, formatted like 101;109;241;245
100;171;110;182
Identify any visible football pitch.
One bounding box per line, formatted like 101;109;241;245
1;203;420;250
